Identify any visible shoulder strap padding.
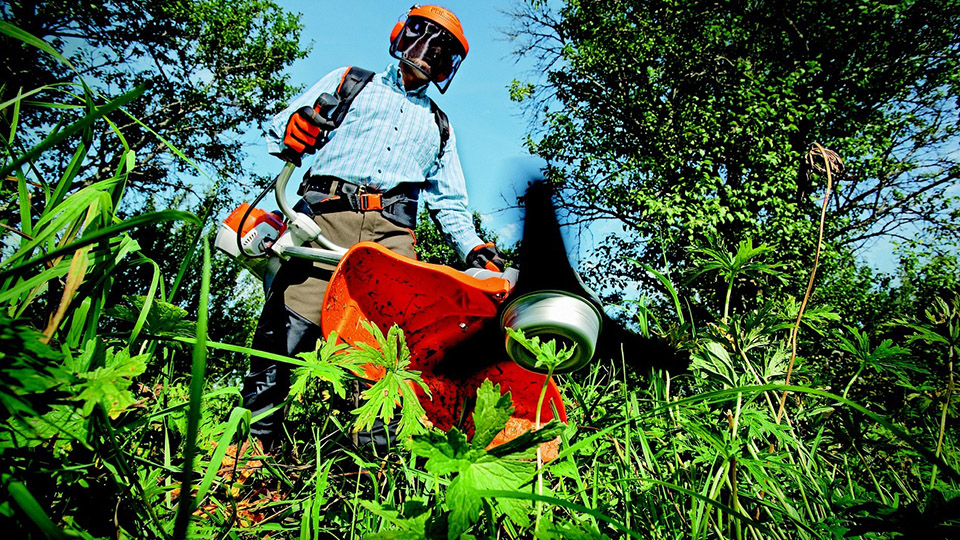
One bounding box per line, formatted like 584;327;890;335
329;66;375;128
429;98;450;163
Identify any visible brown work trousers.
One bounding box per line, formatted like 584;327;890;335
274;207;417;325
242;205;416;447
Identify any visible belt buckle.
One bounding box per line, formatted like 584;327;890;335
359;192;383;211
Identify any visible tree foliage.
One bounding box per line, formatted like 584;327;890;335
0;0;306;201
507;0;960;295
415;209;517;269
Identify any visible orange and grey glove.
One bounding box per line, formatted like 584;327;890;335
466;242;506;272
279;106;336;166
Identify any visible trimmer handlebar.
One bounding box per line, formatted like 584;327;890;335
268;164;520;285
269;161;348;265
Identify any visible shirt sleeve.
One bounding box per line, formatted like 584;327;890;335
266;67;350;156
420;123;485;261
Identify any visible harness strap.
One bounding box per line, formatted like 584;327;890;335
291;66;451;231
298;176;419;229
328;67;375;127
429;98;450;163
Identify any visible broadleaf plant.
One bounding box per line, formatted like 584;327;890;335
74;347;148;419
288;330;354;400
348;321;432;440
407;379;564;539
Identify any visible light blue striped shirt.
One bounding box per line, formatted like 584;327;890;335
267;64;484;260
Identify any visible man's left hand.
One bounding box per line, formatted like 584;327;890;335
467;242;505;272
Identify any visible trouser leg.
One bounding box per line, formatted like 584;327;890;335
242;206;417;452
241;255;332;449
241;304;324;448
337;209;417;454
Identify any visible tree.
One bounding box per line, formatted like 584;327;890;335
0;3;306;384
415;209;517;269
0;0;306;203
506;0;960;302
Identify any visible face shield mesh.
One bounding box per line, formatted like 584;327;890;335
391;16;465;93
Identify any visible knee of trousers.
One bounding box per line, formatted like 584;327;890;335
242;303;323;407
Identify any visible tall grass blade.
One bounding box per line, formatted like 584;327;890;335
0;209;200;279
0;84;147;179
477;489;648;539
116;387;241;434
171;336;313;368
0;21;77;71
3;183;107;266
15;169;32;239
194;407;251;506
40;244;91;342
127;257;161;347
538;384;960;484
639;261;685;324
168;202;216;303
173;240;211;540
4;476;69;540
0;257;73;303
0;84;61;112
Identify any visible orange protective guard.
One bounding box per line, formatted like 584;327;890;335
320;242;566;438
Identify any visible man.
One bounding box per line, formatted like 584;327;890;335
242;5;505;451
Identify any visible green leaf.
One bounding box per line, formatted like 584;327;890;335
359;500;431;539
348;321;431;439
289;332;352;399
75;348;147;419
536;519;613;540
446;456;533;538
408;428;478;475
107;295;196;340
471;379;515;448
504;328;576;372
0;315;82;441
408;380;550;538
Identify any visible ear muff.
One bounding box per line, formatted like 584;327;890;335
390;20;404;44
390;5;415;45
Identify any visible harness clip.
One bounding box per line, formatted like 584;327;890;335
360;193;383;211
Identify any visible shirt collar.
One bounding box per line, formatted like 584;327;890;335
385;63;430;98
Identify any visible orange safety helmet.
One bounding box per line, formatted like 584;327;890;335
389;5;468;93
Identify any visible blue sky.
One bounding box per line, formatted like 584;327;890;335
254;1;539;245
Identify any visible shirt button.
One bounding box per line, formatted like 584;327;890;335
387;146;391;151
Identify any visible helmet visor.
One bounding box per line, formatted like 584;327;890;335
391;16;465;93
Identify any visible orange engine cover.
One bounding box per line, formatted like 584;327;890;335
320;242;566;442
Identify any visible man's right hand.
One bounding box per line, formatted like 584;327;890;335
280;106;335;166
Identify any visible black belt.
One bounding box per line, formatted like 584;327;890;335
297;175;419;229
